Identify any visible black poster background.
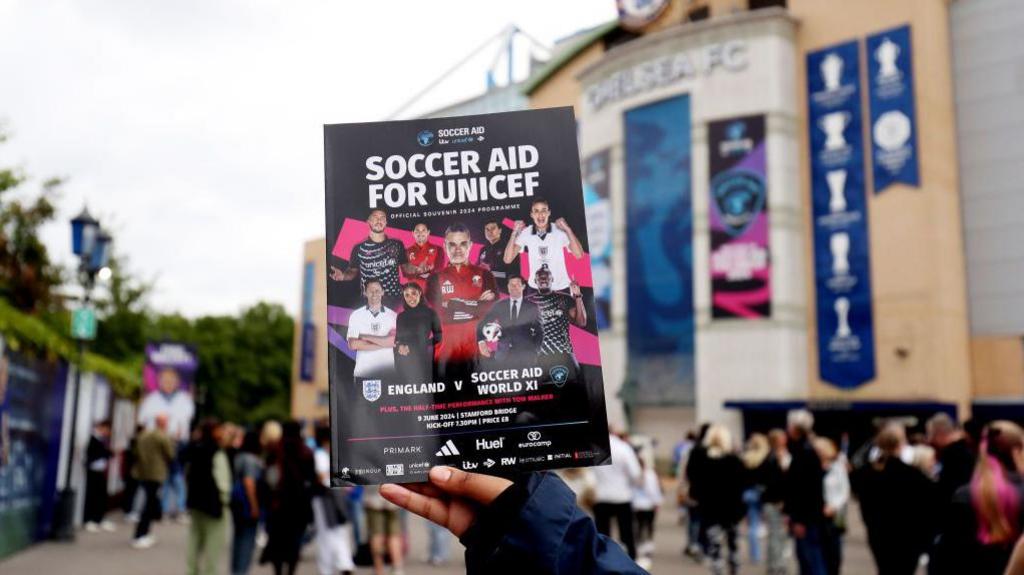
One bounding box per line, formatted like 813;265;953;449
324;108;610;485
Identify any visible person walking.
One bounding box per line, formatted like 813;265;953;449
852;422;937;575
741;433;770;565
230;430;263;575
132;413;174;549
691;424;747;575
784;409;828;575
83;419;115;532
684;424;712;559
815;437;849;575
931;420;1024;575
761;429;790;575
312;426;355;575
926;413;975;506
185;419;231;575
260;421;315;575
363;483;405;575
591;429;642;559
632;455;663;568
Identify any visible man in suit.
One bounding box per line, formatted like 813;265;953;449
476;275;541;369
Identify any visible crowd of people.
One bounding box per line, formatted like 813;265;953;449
79;408;1024;575
660;410;1024;575
83;415;457;575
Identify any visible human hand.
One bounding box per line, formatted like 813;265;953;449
398;345;410;356
380;466;513;537
512;220;525;234
477;341;491;358
554;217;570;233
569;279;581;297
478;290;496;302
791;522;806;539
330;265;345;281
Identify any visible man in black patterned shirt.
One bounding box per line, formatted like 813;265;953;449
529;264;586;386
331;209;417;308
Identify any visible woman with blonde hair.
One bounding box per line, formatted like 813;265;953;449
814;437;849;575
741;433;770;564
931;420;1024;574
690;424;747;575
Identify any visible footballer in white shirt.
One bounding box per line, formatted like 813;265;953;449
346;280;398;380
504;198;584;291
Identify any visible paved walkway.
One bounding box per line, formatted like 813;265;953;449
1;504;891;574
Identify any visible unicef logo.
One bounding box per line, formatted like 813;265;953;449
550;365;569;386
416;130;434;147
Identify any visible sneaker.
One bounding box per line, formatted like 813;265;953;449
131;535;155;549
84;522;100;533
101;520;117;532
125;513;139;524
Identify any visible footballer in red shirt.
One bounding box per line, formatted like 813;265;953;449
426;223;497;381
405;222;443;292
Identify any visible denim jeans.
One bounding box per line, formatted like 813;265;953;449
743;487;762;563
231;520;259;575
427;521;450;563
163;464;187;516
794;523;829;575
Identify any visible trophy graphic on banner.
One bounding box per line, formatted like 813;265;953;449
821;52;844;92
875;37;901;81
827;169;847;213
830;232;850;276
820;112;850;151
834;297;852;338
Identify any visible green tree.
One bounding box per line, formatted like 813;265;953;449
0;131;65;314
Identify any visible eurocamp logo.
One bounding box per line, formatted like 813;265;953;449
417;130;434;147
435;439;460;457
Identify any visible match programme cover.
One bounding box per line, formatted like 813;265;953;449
324;107;611;485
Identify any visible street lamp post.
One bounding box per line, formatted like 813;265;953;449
53;207;111;541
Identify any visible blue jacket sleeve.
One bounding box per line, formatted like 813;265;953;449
460;472;648;575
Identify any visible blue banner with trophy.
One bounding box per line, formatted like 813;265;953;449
807;40;876;389
867;24;919;193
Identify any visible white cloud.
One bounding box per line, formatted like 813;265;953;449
0;0;615;316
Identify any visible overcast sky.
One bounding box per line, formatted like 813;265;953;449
0;0;615;317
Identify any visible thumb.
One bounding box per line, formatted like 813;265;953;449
428;466;512;505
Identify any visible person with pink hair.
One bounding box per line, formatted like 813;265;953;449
932;420;1024;574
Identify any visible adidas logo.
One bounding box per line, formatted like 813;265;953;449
435;440;460;457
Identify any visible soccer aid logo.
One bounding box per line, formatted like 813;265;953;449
363;379;382;402
417;130;434;147
550;366;569;387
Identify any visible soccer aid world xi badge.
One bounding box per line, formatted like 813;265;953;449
324;107;611;485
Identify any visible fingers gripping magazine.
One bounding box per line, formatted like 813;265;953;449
324;107;611;485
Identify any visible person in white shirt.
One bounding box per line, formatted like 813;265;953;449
633;457;663;565
312;427;354;575
815;436;850;575
591;430;642;559
346;280;397;383
504;198;584;292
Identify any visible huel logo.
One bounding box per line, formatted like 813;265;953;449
476;437;505;450
417;130;434;147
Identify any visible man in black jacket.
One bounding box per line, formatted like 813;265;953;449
84;420;115;532
476;275;541;369
784;409;828;575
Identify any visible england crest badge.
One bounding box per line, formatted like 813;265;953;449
363;379;382;402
